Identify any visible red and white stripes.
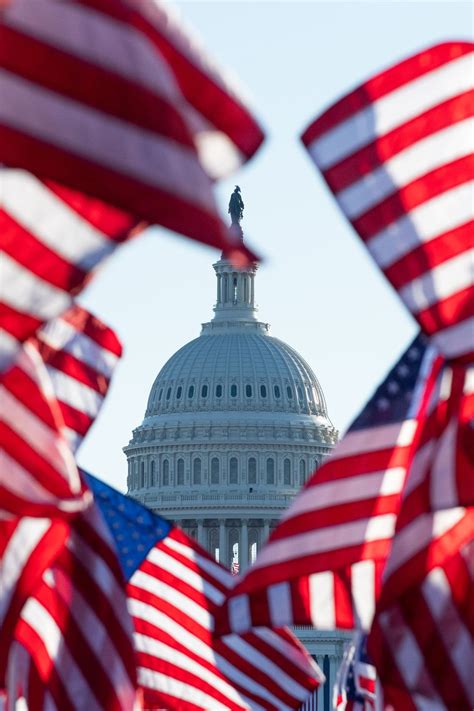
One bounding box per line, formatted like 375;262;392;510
302;42;474;361
0;305;121;519
0;0;265;372
4;507;137;711
0;342;90;518
130;527;323;710
32;306;122;453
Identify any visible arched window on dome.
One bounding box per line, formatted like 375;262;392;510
158;388;163;401
229;457;238;484
188;385;195;399
162;459;169;486
274;384;281;399
299;459;306;485
260;384;267;398
223;273;229;302
266;458;275;485
211;457;219;485
150;460;155;486
245;384;252;398
201;384;208;398
177;458;184;485
140;461;145;488
176;386;182;400
286;386;293;399
283;458;291;485
248;457;257;484
297;386;304;401
166;387;171;401
216;384;223;398
193;458;201;485
230;384;238;398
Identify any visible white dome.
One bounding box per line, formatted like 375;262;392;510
124;250;337;566
145;331;329;419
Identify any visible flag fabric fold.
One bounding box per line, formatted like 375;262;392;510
0;305;122;518
32;304;123;453
86;473;324;711
301;41;474;362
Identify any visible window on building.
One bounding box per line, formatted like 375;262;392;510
248;457;257;484
158;389;163;401
177;458;184;485
230;384;238;397
176;386;182;400
245;384;252;397
188;385;195;398
266;458;275;484
260;384;267;398
166;387;171;401
229;457;238;484
140;461;145;487
283;458;291;485
150;460;155;485
211;457;219;484
162;459;169;486
299;459;306;485
216;384;223;398
274;385;281;398
286;386;293;399
297;386;304;401
201;384;208;398
193;458;201;485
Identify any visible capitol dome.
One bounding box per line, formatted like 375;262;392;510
146;331;329;420
125;240;337;569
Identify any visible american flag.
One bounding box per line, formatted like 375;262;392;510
2;504;138;711
0;305;122;519
369;533;474;709
0;0;264;372
0;305;135;708
215;335;433;635
231;561;240;576
333;634;377;711
302;42;474;362
86;473;324;711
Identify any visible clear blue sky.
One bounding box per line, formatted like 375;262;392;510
78;1;473;491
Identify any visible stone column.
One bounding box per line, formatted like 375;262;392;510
240;519;248;571
263;520;270;542
219;519;226;567
317;676;325;710
329;654;337;703
197;520;204;547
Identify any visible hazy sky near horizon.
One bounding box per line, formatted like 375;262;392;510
77;1;473;492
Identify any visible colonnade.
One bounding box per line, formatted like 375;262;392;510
177;516;274;571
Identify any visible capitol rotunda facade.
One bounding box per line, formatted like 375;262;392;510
125;240;349;709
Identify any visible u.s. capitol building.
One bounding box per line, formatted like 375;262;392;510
125;206;349;709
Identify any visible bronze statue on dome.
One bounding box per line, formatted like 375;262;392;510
228;186;244;225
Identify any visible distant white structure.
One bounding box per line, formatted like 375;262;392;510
125;245;349;709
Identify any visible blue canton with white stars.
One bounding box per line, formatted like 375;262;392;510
351;334;427;431
83;471;172;582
